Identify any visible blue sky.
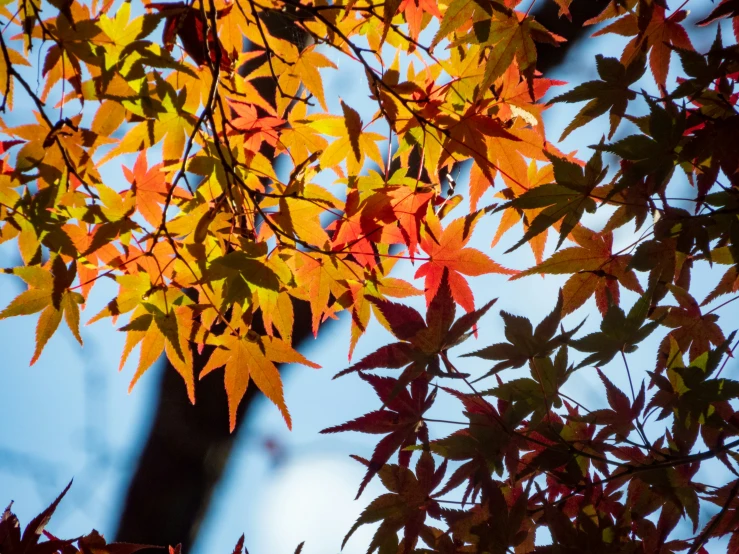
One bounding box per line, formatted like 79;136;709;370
1;3;737;554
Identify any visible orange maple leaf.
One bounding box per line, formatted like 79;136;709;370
513;226;643;316
399;0;442;42
123;151;191;228
201;332;320;431
416;211;516;312
227;98;286;154
598;6;693;88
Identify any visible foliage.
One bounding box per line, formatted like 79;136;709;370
2;0;739;552
0;487;303;554
0;483;150;554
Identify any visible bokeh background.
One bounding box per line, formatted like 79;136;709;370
1;2;736;553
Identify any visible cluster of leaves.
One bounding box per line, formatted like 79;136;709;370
318;2;739;553
0;483;153;554
0;484;302;554
0;0;565;432
2;0;739;551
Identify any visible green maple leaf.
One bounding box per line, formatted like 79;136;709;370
571;289;660;368
549;53;646;141
595;95;685;199
463;291;581;379
473;13;563;99
502;150;605;252
486;347;572;427
209;250;282;309
431;0;511;50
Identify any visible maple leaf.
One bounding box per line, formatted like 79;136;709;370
118;302;197;404
87;272;154;325
585;368;645;439
491;64;565;142
399;0;442;43
0;481;74;554
697;0;739;35
610;6;694;88
35;6;98;103
513;226;643;316
62;221;113;298
146;2;234;72
431;0;511;50
571;289;660;368
487;347;573;427
536;502;637;552
549;53;646;140
457;482;536;552
473;11;565;99
261;183;341;249
201;331;320;431
416;210;515;312
326;174;433;268
623;456;703;534
438;105;522;179
501;151;605;252
430;388;526;500
490;160;552;264
289;47;337;112
378;184;436;260
334;271;497;432
208;249;284;310
343;452;447;554
321;372;436;499
702;478;739;550
595;97;685;202
96;75;198;167
464;290;581;378
76;531;156;554
315;101;385;176
329;189;390;268
340;267;422;360
647;333;738;450
0;482;155;554
581;0;637;26
651;285;726;372
96;0;146;71
551;0;572;19
484;123;550;197
227;99;286;154
280;102;329;166
123;151;191;228
703;265;739;306
292;252;360;337
0;258;84;365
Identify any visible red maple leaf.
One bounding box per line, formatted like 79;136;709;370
321;372;435;498
147;2;234;73
379;185;436;260
330;189;391;267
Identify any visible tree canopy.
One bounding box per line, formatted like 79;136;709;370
2;0;739;552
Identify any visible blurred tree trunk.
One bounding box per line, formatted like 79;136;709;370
113;1;609;551
114;299;314;552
